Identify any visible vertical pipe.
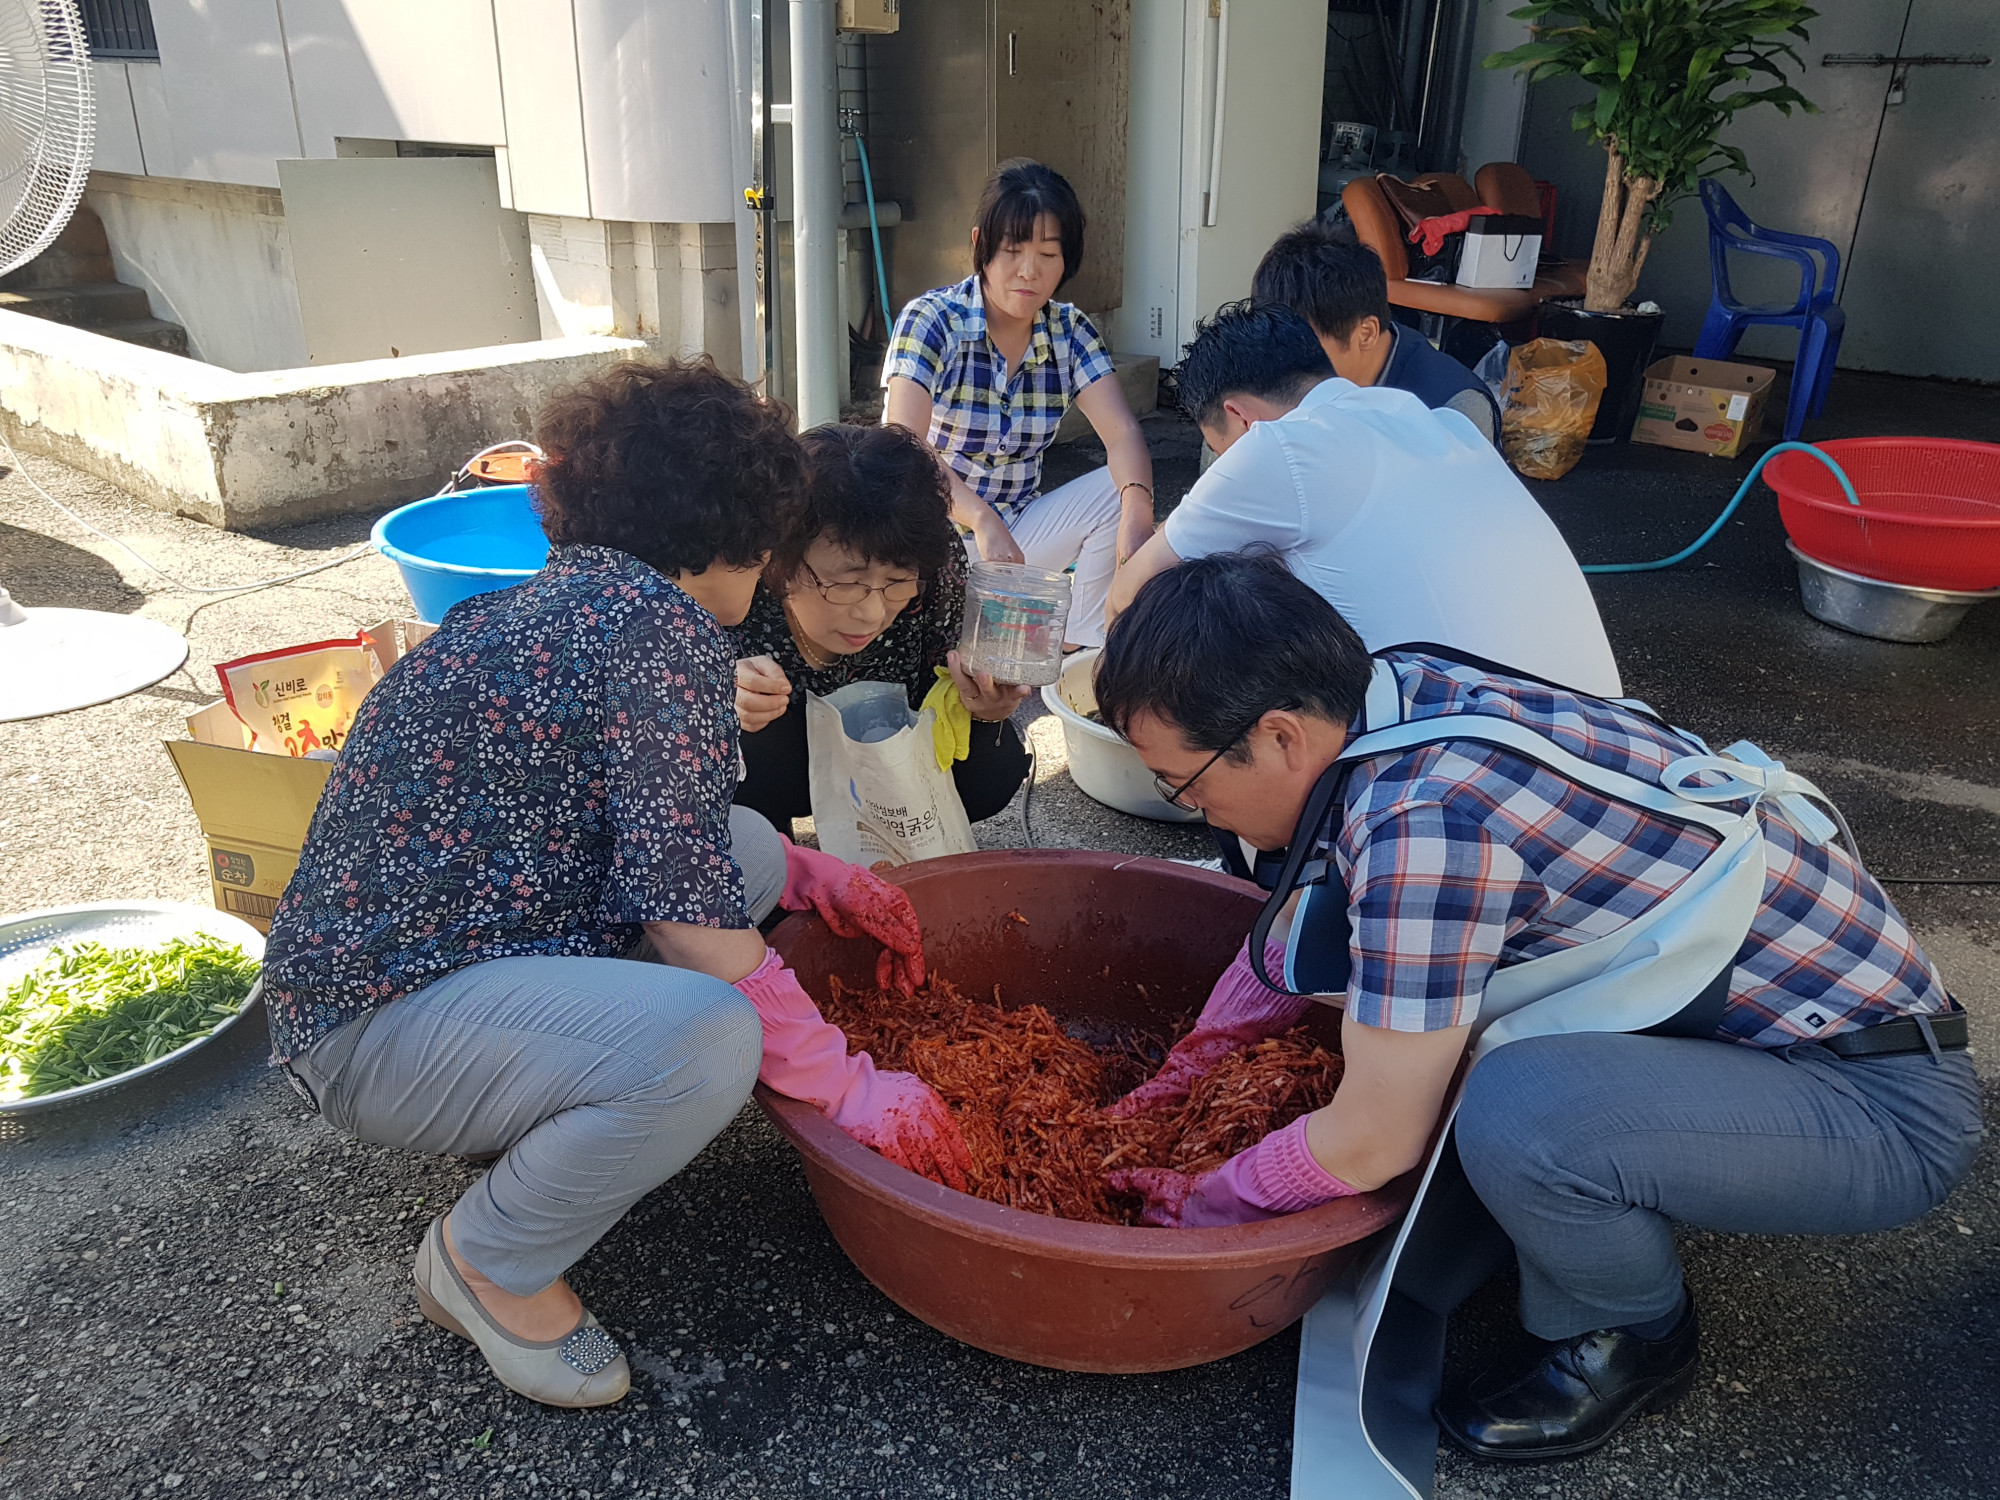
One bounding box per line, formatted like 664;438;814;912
1203;0;1231;228
837;33;867;205
751;0;784;396
1425;0;1479;175
730;0;763;383
789;0;844;428
1415;0;1447;167
1397;0;1428;144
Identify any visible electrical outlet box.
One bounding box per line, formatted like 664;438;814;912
839;0;899;34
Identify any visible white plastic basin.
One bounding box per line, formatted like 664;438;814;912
1040;649;1201;823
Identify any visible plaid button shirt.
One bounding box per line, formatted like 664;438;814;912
1323;654;1948;1047
882;275;1114;519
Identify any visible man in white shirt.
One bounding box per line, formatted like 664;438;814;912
1110;301;1622;697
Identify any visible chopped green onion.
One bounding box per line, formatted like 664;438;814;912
0;936;260;1101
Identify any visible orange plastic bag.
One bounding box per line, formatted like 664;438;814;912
1501;338;1607;481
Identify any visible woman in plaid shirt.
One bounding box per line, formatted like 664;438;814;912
1093;553;1980;1468
882;159;1156;649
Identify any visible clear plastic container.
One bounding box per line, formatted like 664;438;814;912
957;561;1073;687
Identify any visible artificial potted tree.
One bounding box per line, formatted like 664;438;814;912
1490;0;1816;441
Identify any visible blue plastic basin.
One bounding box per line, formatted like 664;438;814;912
371;484;550;623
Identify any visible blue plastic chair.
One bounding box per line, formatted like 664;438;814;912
1692;179;1846;442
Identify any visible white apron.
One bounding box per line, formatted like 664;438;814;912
1277;662;1845;1499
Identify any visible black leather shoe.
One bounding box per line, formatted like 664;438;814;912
1435;1298;1700;1462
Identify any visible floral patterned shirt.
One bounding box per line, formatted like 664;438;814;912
727;540;967;713
261;545;747;1063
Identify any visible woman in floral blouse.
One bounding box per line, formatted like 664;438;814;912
732;422;1031;831
261;361;969;1410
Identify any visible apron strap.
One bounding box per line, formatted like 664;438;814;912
1372;640;1600;701
1208;822;1254;881
1247;758;1357;995
1637;959;1734;1039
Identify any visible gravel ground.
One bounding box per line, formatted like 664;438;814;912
2;379;1997;1500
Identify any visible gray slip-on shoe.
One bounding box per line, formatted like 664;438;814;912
412;1215;630;1408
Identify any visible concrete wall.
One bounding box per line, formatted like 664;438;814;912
83;171;309;373
91;1;745;216
527;218;744;374
84;168;739;378
0;310;644;530
80;3;752;380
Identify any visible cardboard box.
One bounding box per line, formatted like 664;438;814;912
165;619;435;931
1630;356;1775;458
838;0;898;33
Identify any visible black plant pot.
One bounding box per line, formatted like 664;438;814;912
1539;300;1665;444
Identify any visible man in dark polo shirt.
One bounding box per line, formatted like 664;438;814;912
1254;218;1502;445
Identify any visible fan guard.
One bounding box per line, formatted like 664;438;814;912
0;0;93;278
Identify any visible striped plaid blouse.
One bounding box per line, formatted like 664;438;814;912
882;275;1115;519
1323;654;1948;1047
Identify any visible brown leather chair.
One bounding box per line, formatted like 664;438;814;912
1474;161;1589;299
1415;172;1481;213
1342;173;1543;323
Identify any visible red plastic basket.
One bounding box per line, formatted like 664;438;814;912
1768;438;2000;592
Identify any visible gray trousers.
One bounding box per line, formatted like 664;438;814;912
291;806;788;1295
1455;1031;1984;1340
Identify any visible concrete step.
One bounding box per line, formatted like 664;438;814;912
0;206;116;289
97;318;190;357
0;246;118;289
0;280;155;327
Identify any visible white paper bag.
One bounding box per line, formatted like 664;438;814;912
1455;214;1542;290
805;681;976;867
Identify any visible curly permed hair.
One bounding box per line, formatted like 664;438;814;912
533;358;806;577
768;423;955;588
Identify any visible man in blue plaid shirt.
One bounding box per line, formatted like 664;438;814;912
1092;552;1979;1466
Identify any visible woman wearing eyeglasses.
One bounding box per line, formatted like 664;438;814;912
731;423;1032;833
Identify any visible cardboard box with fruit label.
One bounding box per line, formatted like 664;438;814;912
1630;356;1775;458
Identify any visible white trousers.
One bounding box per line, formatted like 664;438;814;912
966;465;1122;649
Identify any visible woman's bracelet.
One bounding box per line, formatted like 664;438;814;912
1119;481;1154;500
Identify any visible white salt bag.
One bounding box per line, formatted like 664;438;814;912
804;681;976;867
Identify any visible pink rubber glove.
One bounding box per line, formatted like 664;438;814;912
1107;936;1312;1117
1107;1114;1360;1228
735;950;971;1190
779;837;927;995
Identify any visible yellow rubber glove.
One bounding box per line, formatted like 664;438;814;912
921;666;972;772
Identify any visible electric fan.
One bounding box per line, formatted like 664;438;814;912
0;0;190;723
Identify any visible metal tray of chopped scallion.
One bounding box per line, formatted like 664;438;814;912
0;902;267;1114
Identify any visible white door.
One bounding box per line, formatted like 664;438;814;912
1180;0;1327;351
1114;0;1325;365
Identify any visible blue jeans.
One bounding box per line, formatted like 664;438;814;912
1455;1032;1984;1340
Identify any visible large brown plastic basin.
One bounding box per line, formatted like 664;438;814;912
758;849;1419;1374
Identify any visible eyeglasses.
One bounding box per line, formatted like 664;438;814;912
798;559;923;607
1152;716;1264;810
